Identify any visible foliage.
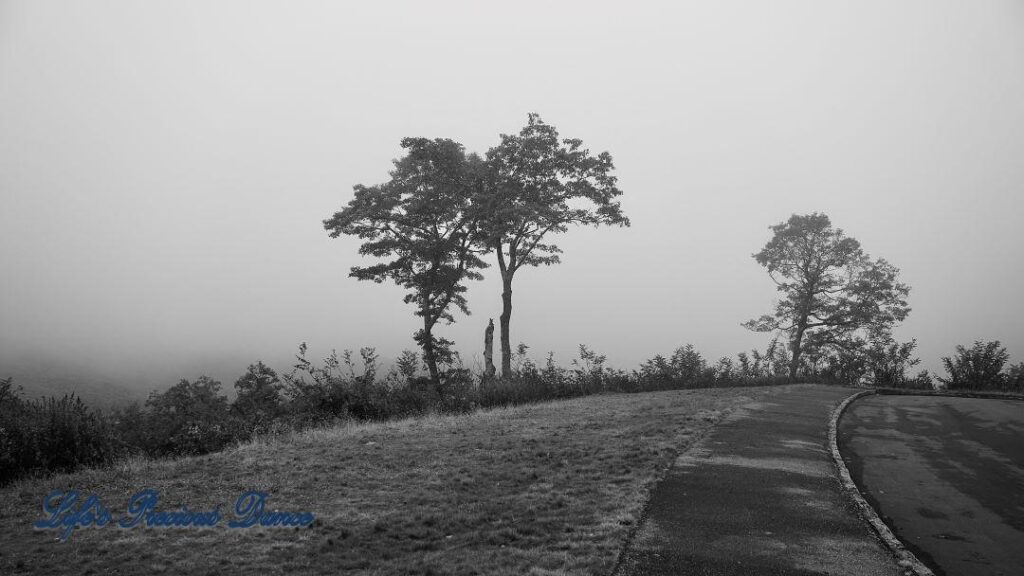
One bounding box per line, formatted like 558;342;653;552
635;344;708;389
282;343;389;423
1005;363;1024;392
322;115;630;383
479;114;629;377
571;344;609;393
712;357;738;383
324;137;489;385
394;349;421;381
904;370;935;390
22;329;993;487
143;376;239;456
865;335;922;387
938;340;1010;390
232;361;284;433
788;330;927;387
0;377;118;485
744;213;911;380
737;338;790;380
751;337;791;378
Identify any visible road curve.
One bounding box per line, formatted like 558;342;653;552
614;384;900;576
838;394;1024;576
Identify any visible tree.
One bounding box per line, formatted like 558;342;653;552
865;333;921;387
636;344;707;389
1006;362;1024;392
145;376;234;455
744;213;911;381
324;138;488;386
938;340;1009;390
232;361;283;428
479;114;629;377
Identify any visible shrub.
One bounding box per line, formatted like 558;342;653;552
806;340;868;385
232;361;285;434
108;402;151;453
572;345;609;395
0;378;118;486
478;372;552;408
1006;363;1024;393
908;370;934;390
938;341;1010;390
144;376;241;456
635;344;707;390
866;335;923;387
712;357;738;385
281;344;357;424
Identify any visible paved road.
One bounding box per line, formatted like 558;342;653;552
615;385;899;576
839;395;1024;576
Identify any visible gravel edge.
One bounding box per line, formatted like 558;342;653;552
827;390;936;576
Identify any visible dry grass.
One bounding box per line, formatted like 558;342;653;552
0;385;797;575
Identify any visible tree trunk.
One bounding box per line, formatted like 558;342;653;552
499;277;513;378
789;324;807;381
422;318;440;388
483;319;496;380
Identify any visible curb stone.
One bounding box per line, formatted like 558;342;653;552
874;388;1024;401
828;390;936;576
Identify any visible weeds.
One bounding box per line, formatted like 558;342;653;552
10;334;1018;486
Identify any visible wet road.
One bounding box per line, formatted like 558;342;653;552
839;395;1024;576
615;386;899;576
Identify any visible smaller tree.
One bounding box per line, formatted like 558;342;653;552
324;138;488;387
938;341;1009;390
636;344;707;389
233;361;283;430
394;349;421;382
864;333;921;387
1005;363;1024;392
145;376;235;456
744;213;911;381
479;114;629;377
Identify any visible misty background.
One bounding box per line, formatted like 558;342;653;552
2;1;1023;403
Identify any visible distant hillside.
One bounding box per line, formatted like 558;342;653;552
0;353;152;408
0;351;295;408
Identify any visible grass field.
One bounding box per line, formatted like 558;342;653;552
0;385;800;575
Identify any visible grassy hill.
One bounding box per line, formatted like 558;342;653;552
0;385;802;575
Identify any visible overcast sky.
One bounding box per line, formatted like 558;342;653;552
2;1;1023;388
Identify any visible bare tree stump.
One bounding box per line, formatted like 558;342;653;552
484;319;496;380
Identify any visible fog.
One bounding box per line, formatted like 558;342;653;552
2;1;1023;396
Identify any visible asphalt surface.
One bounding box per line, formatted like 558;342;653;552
839;395;1024;576
615;385;900;576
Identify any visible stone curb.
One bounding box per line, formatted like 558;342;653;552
873;388;1024;401
827;391;936;576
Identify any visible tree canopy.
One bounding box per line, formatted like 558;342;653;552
324;117;628;383
744;213;911;380
323;137;488;385
479;114;629;376
939;340;1010;390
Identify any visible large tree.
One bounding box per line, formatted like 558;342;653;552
744;213;911;381
324;138;487;386
480;114;629;377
